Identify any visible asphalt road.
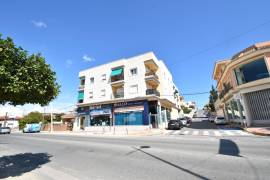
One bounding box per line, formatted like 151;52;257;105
1;119;270;180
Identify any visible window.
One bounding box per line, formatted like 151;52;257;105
78;91;84;103
80;77;85;85
130;68;137;76
90;77;94;83
129;85;138;94
234;58;269;85
89;91;93;99
101;74;106;81
100;89;106;97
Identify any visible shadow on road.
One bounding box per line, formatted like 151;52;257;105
218;139;241;157
0;152;52;179
188;120;218;130
128;146;210;180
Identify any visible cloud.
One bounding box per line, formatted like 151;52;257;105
82;54;95;62
31;20;47;28
65;59;73;68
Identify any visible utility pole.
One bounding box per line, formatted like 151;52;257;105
4;112;8;127
50;105;53;132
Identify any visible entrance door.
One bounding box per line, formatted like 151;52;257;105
149;114;158;128
80;116;85;130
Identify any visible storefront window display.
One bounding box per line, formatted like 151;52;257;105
115;111;143;125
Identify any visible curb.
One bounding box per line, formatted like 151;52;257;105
244;128;270;136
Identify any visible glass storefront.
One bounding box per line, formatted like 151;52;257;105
89;108;112;126
115;111;143;125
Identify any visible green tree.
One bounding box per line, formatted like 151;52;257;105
209;85;218;112
19;111;43;129
182;107;191;114
0;34;60;106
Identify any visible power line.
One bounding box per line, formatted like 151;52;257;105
182;92;209;96
178;19;270;62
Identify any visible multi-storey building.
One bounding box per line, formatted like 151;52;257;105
213;41;270;127
74;52;182;131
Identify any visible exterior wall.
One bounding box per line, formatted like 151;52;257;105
76;52;181;130
213;44;270;127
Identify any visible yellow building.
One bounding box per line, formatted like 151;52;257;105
213;41;270;127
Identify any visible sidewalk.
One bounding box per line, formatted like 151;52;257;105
39;129;164;137
245;127;270;136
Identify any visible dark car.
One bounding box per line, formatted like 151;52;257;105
0;127;11;134
168;119;182;130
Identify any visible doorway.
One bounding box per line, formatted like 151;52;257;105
80;116;85;130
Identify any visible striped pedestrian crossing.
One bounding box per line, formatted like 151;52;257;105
165;129;253;137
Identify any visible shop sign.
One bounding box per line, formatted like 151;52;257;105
77;106;90;115
113;100;144;108
90;104;112;110
90;108;112;116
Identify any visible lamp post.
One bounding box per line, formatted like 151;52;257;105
50;105;53;132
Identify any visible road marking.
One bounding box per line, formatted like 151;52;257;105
203;131;210;136
214;130;221;136
183;130;189;135
237;130;251;136
172;131;180;135
223;131;234;136
193;131;199;135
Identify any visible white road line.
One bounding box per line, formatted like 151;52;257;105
183;130;189;135
203;131;210;136
223;131;234;136
193;131;199;135
172;131;180;135
237;131;251;136
214;130;222;136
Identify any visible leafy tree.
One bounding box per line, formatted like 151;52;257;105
182;107;191;114
209;85;218;112
19;111;43;129
0;34;60;106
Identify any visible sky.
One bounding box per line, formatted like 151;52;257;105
1;0;270;114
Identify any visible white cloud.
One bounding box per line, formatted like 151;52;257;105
31;20;47;28
65;59;73;68
82;54;95;62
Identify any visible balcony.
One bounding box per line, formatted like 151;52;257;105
146;89;160;96
113;93;124;99
110;68;124;86
144;59;158;72
145;71;159;85
78;85;85;90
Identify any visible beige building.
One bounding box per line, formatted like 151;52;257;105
74;52;182;131
213;41;270;127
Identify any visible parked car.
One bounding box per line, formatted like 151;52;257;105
168;119;182;130
178;117;188;126
208;116;216;123
214;116;227;125
0;127;11;134
23;123;41;133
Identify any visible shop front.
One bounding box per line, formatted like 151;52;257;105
75;106;90;130
113;100;149;126
89;105;112;126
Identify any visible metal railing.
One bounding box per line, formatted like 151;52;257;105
146;89;160;96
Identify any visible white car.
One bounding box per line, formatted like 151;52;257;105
0;127;11;134
214;117;227;125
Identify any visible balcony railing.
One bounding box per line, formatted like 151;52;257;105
145;72;159;79
113;93;124;99
111;75;124;83
146;89;160;96
78;85;85;90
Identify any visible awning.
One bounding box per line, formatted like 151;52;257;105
78;91;84;100
111;68;123;76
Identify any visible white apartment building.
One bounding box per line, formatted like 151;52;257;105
74;52;182;131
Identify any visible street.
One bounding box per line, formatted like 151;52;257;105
1;118;270;180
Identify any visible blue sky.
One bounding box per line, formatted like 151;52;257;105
1;0;270;111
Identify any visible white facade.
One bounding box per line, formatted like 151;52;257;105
75;52;182;131
78;52;180;109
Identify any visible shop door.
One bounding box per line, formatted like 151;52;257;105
245;88;270;123
80;117;85;130
150;114;158;128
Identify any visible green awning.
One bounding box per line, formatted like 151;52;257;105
80;76;85;80
111;68;123;76
78;91;84;100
